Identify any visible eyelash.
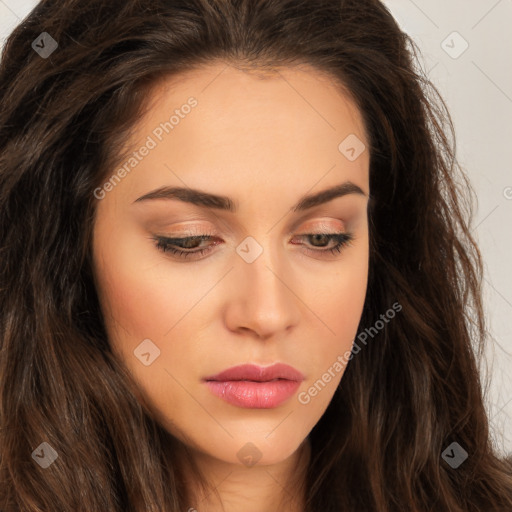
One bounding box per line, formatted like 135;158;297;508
152;230;354;260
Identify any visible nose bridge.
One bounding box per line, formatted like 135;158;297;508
226;233;301;337
240;232;289;301
246;244;284;296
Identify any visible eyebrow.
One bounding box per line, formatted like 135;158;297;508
133;181;367;212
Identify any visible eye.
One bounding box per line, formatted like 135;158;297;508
152;234;220;260
291;232;354;257
151;230;354;260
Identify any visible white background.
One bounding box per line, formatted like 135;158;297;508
1;0;511;455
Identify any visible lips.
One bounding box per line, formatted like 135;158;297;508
204;363;304;383
203;363;304;409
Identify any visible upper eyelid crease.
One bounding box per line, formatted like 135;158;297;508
132;181;367;213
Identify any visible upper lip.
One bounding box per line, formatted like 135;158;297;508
204;363;304;382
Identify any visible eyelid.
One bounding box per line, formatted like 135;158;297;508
161;224;217;237
295;219;346;234
159;217;346;237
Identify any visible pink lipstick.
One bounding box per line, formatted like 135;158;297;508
203;363;304;409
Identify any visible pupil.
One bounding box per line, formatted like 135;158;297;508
311;234;328;246
183;238;199;249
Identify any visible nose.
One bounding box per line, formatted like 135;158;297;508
223;244;302;340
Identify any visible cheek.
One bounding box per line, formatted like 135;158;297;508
91;223;217;385
92;229;195;417
313;234;368;336
302;234;368;379
92;217;193;342
93;248;169;340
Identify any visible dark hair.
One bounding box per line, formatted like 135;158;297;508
1;0;511;510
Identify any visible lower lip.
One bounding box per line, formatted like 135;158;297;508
205;379;301;408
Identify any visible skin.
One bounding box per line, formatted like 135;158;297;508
92;61;370;512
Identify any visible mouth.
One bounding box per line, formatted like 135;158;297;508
203;363;304;409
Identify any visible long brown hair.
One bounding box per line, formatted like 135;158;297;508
1;0;511;510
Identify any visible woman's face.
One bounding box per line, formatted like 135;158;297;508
92;62;370;467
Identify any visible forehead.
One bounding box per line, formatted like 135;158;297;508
144;61;367;139
111;61;369;206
